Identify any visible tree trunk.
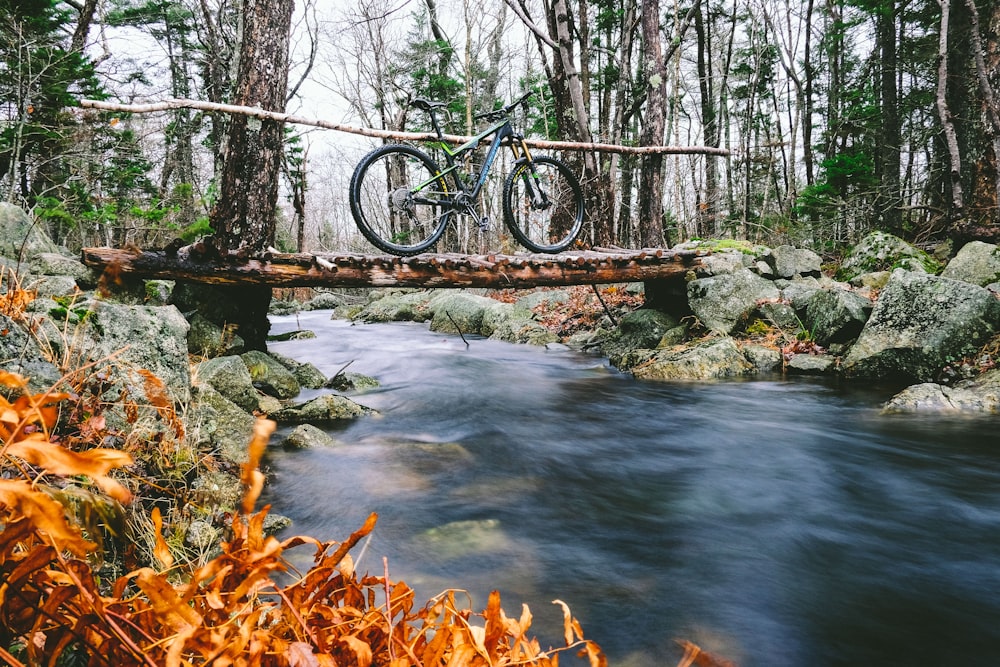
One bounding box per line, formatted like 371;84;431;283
206;0;294;350
877;1;902;233
638;0;667;247
936;0;965;221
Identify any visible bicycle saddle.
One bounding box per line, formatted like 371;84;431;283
411;98;447;111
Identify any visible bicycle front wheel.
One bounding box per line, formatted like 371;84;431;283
502;156;585;254
349;144;453;255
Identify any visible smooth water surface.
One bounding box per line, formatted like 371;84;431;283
264;310;1000;666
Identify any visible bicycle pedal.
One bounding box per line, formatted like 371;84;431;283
477;217;490;231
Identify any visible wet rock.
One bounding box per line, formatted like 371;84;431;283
325;371;380;392
281;423;339;449
631;337;754;381
270;351;327;389
355;290;432;322
881;380;1000;414
271;393;372;422
741;344;783;373
602;309;680;368
426;291;496;334
241;350;300;399
786;353;837;374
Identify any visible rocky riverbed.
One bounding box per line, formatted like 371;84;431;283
2;200;999;571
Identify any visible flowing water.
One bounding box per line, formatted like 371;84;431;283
263;310;1000;666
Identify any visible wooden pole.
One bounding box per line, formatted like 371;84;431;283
79;98;731;157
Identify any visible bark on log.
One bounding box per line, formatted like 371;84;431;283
79;98;730;157
81;247;708;290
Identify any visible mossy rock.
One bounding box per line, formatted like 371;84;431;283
837;231;941;282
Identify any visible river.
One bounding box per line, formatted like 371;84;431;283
264;310;1000;666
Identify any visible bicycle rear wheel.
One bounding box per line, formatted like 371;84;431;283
349;144;453;255
502;156;584;254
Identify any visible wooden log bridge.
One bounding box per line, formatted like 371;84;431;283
81;247;711;290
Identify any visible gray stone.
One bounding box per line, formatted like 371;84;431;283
780;276;824;312
85;302;192;403
32;275;80;299
355;290;432;322
0;203;59;260
270;352;327;389
185;520;222;552
602;309;679;368
756;300;803;333
30;253;93;283
188;313;245;357
143;280;175;306
281;423;339;449
838;231;941;282
325;371;380;392
842;270;1000;382
881;381;1000;414
427;291;496;335
940;241;1000;287
190;470;243;513
803;288;873;346
786;353;837;374
480;301;556;345
631;337;754;381
696;250;751;276
271;393;372;422
687;269;781;334
772;245;822;278
742;343;783;373
194;356;258;413
849;271;892;290
305;292;347;310
241;350;300;399
189;384;257;464
514;289;571;310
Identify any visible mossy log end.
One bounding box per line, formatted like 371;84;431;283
81;247;709;290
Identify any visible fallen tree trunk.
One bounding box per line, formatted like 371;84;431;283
81;247;709;289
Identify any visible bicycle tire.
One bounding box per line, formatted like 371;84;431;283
349;144;453;255
502;156;585;254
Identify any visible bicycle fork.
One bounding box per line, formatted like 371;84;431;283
510;138;550;209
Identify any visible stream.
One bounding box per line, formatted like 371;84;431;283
263;310;1000;666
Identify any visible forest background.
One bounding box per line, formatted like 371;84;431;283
2;0;1000;259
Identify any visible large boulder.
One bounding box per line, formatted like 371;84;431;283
631;337;754;381
30;253;93;285
838;231;941;282
355;290;432;322
803;288;873;346
0;203;59;260
480;301;557;345
940;241;1000;287
188;384;256;464
687;268;781;334
842;270;1000;382
270;352;327;389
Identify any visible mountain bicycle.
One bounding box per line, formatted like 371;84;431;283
348;91;585;256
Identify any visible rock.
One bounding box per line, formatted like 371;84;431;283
305;292;348;310
194;356;259;413
190;470;243;513
631;337;754;381
189;384;257;464
695;250;752;276
940;241;1000;287
838;231;941;282
267;329;316;342
0;313;61;392
480;301;556;345
515;289;571;310
427;291;496;335
30;253;94;285
143;280;175;306
849;271;892;290
741;343;783;373
772;245;822;278
786;353;837;374
803;288;872;346
0;202;59;259
184;520;222;553
881;381;999;414
281;424;339;449
269;299;302;316
85;302;192;403
756;300;802;333
325;371;380;392
240;350;300;399
687;269;781;334
32;275;80;299
270;352;327;389
602;309;679;368
842;270;1000;382
187;313;245;357
271;394;372;422
779;276;824;312
355;290;432;322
